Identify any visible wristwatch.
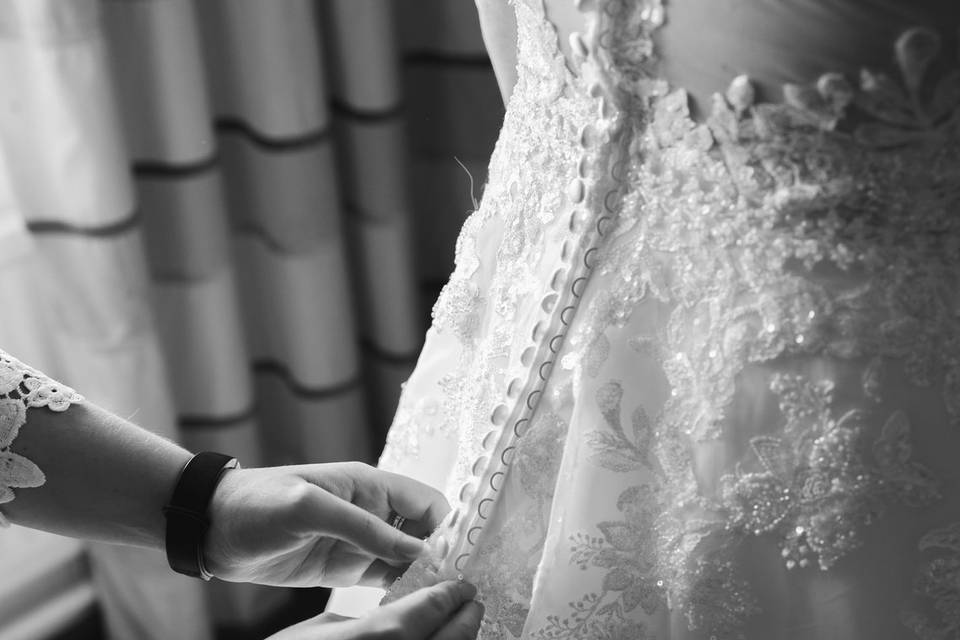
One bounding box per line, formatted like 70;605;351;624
163;452;239;580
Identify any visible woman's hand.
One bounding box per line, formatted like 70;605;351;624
267;582;484;640
204;462;448;587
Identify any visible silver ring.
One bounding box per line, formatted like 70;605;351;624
389;512;406;530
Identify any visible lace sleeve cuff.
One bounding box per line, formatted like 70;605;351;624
0;350;83;526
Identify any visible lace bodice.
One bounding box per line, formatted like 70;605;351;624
0;350;83;526
380;2;960;638
380;0;601;488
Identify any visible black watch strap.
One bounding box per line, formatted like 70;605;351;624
163;452;238;580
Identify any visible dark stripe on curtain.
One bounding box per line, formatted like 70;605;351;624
216;118;332;151
403;52;493;68
180;407;257;430
331;100;404;121
26;211;142;237
360;339;420;366
253;359;362;399
232;225;299;255
134;155;219;177
343;203;395;225
152;270;225;285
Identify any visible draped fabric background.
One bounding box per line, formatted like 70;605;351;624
0;1;501;637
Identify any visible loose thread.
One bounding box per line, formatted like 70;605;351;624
454;156;481;211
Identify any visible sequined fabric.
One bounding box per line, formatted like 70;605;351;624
379;1;960;638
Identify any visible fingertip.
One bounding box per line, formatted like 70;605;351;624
431;490;452;517
430;579;478;608
387;579;472;636
430;580;466;604
429;598;485;640
398;534;428;560
456;580;478;601
465;599;485;623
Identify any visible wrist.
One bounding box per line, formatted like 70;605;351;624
202;466;246;580
150;446;193;549
163;452;238;580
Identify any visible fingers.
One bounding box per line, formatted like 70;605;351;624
430;600;485;640
316;613;352;623
309;488;427;562
375;469;450;538
375;581;479;638
357;558;406;588
298;462;449;539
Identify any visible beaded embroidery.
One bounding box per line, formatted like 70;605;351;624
380;0;960;637
532;385;669;640
558;3;960;637
719;375;940;571
385;0;597;509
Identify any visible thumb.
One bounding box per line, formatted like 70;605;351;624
264;612;358;639
363;581;478;639
311;488;427;562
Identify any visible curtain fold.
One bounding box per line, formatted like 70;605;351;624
325;0;421;436
0;0;503;634
0;1;212;638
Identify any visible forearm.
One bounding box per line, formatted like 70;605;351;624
475;0;518;105
5;400;191;550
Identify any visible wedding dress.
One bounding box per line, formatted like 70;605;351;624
377;0;960;638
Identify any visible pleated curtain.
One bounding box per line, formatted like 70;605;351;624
0;0;502;637
0;2;212;638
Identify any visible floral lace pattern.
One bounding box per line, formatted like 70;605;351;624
379;0;960;638
719;375;940;571
380;0;598;508
0;350;82;525
532;384;669;640
470;410;569;638
903;522;960;639
554;3;960;637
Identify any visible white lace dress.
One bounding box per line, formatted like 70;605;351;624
380;1;960;638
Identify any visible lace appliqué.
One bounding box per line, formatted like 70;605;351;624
431;212;485;344
0;351;82;526
719;374;940;572
390;0;598;508
570;14;959;632
541;494;667;640
470;410;568;638
585;25;960;431
378;393;446;472
385;410;569;639
533;502;663;640
549;382;760;639
903;522;960;640
563;372;939;638
390;2;960;637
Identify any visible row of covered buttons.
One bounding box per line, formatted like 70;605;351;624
431;23;627;578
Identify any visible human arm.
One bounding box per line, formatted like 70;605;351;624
475;0;518;105
0;351;445;588
3;398;192;548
